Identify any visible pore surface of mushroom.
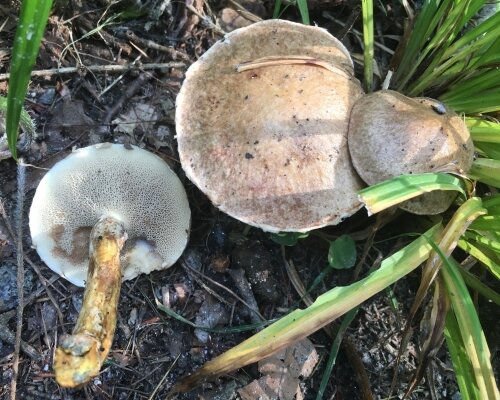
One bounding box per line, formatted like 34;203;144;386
348;90;474;214
29;143;191;387
176;19;365;232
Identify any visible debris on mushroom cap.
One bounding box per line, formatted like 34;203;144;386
348;90;474;214
29;143;191;287
176;19;365;232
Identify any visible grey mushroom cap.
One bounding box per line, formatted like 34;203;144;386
29;143;191;287
348;90;474;214
176;19;365;232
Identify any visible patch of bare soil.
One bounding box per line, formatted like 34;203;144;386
0;1;470;399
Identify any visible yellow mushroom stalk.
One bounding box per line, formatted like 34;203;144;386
54;217;127;387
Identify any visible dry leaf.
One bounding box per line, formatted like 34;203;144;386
238;338;319;400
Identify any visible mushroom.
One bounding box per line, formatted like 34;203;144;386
29;143;190;387
348;90;474;214
176;19;365;232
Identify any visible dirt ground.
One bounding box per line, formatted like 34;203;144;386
0;1;483;399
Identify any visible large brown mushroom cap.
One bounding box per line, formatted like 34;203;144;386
176;20;365;232
348;90;474;214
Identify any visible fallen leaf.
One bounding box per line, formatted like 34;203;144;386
238;338;319;400
113;103;158;136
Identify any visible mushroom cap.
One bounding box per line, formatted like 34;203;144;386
348;90;474;214
176;19;365;232
29;143;191;287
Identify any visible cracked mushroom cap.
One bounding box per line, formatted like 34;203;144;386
29;143;191;287
348;90;474;214
176;19;365;232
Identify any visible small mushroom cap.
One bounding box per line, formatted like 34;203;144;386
29;143;191;287
348;90;474;214
176;20;365;232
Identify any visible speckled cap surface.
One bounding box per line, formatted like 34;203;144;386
348;90;474;214
29;143;191;287
176;19;365;232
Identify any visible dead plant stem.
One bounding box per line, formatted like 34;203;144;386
0;62;186;81
10;160;26;399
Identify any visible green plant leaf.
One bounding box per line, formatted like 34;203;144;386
458;239;500;279
6;0;53;159
444;311;481;400
466;117;500;143
296;0;309;25
361;0;374;92
358;173;467;215
270;231;309;246
469;158;500;188
441;258;499;400
328;234;356;269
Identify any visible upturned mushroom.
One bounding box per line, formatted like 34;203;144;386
347;90;474;214
176;19;365;232
29;143;190;387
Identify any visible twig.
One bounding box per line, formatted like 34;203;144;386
0;200;64;326
186;4;226;36
78;15;133;56
100;72;152;130
227;269;263;325
10;160;26;400
0;311;41;361
0;62;186;81
125;31;190;61
181;258;265;320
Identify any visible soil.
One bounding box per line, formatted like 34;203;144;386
0;1;489;399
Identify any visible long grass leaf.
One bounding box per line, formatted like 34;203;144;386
469;159;500;187
361;0;374;92
359;173;467;215
444;311;481;400
169;225;443;393
457;239;500;279
457;267;500;306
6;0;53;159
296;0;309;25
441;258;499;400
466;118;500;143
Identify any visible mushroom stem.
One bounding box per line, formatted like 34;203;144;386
54;217;127;388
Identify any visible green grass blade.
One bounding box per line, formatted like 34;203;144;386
441;258;499;400
170;224;443;392
408;16;500;95
272;0;283;19
393;0;448;88
296;0;309;25
463;231;500;252
0;96;36;147
466;118;500;143
441;70;500;104
457;267;500;306
6;0;53;159
361;0;374;92
316;307;359;400
473;142;500;160
444;311;481;400
358;173;467;215
457;239;500;279
441;92;500;114
469;158;500;187
482;193;500;209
